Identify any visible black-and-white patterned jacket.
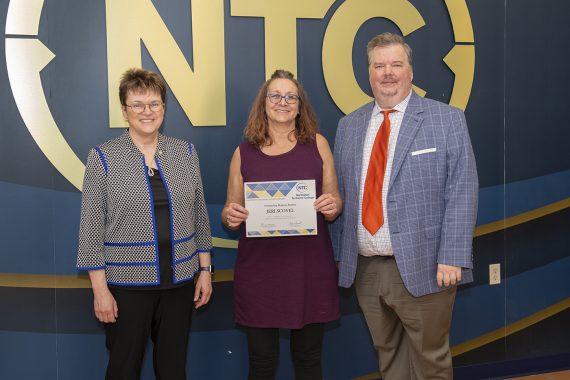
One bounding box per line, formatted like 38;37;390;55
76;131;212;286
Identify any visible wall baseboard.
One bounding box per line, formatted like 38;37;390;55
454;353;570;379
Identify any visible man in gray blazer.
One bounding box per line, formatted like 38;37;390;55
330;32;478;379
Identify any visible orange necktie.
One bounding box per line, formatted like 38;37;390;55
362;110;395;235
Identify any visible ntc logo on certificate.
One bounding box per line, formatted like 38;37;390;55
296;182;309;193
244;180;317;237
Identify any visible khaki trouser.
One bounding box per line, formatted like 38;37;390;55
355;255;457;380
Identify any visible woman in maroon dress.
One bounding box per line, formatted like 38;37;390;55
222;70;342;379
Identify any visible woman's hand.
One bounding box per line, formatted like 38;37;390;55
314;193;340;220
223;148;247;230
89;269;118;323
224;202;249;229
194;271;212;309
315;134;343;222
93;288;119;323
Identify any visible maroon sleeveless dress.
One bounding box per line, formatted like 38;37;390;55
234;139;340;329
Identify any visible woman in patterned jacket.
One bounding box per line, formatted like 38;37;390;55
77;68;213;380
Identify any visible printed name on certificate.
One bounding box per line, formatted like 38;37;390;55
244;180;317;237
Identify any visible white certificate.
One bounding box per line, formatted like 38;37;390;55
244;179;317;237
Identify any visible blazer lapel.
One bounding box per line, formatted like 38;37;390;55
352;102;375;192
389;92;424;189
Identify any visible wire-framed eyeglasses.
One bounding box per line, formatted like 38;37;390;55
125;102;165;113
266;93;300;104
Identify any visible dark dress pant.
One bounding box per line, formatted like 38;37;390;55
245;323;325;380
104;283;195;380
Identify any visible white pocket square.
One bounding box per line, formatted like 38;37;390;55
411;148;437;156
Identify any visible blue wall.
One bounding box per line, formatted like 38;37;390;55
1;0;569;379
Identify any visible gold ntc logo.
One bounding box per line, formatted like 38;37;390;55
5;0;475;191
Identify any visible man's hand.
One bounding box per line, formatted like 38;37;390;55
437;264;462;287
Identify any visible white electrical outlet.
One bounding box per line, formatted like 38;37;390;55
489;263;501;285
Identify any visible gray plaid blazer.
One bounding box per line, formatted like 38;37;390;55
330;91;478;296
77;131;212;286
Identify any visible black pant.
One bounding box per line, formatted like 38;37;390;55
104;284;195;380
245;323;325;380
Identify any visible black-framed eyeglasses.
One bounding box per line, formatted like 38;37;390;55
125;102;165;113
266;93;300;104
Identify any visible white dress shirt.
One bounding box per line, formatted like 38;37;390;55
358;91;412;257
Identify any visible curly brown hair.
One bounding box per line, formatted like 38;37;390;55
244;70;319;147
119;68;167;106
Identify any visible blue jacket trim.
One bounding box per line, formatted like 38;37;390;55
188;143;193;157
142;155;161;283
107;280;160;286
105;261;155;267
95;147;108;175
104;241;154;247
174;233;195;244
173;250;199;265
156;157;177;283
172;275;196;285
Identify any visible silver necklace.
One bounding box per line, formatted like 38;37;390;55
148;166;155;177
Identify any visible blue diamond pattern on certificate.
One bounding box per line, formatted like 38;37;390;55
244;180;317;237
245;181;299;199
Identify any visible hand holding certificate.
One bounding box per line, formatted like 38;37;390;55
244;180;317;237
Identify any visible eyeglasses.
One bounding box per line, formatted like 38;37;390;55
266;93;300;104
125;102;164;113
